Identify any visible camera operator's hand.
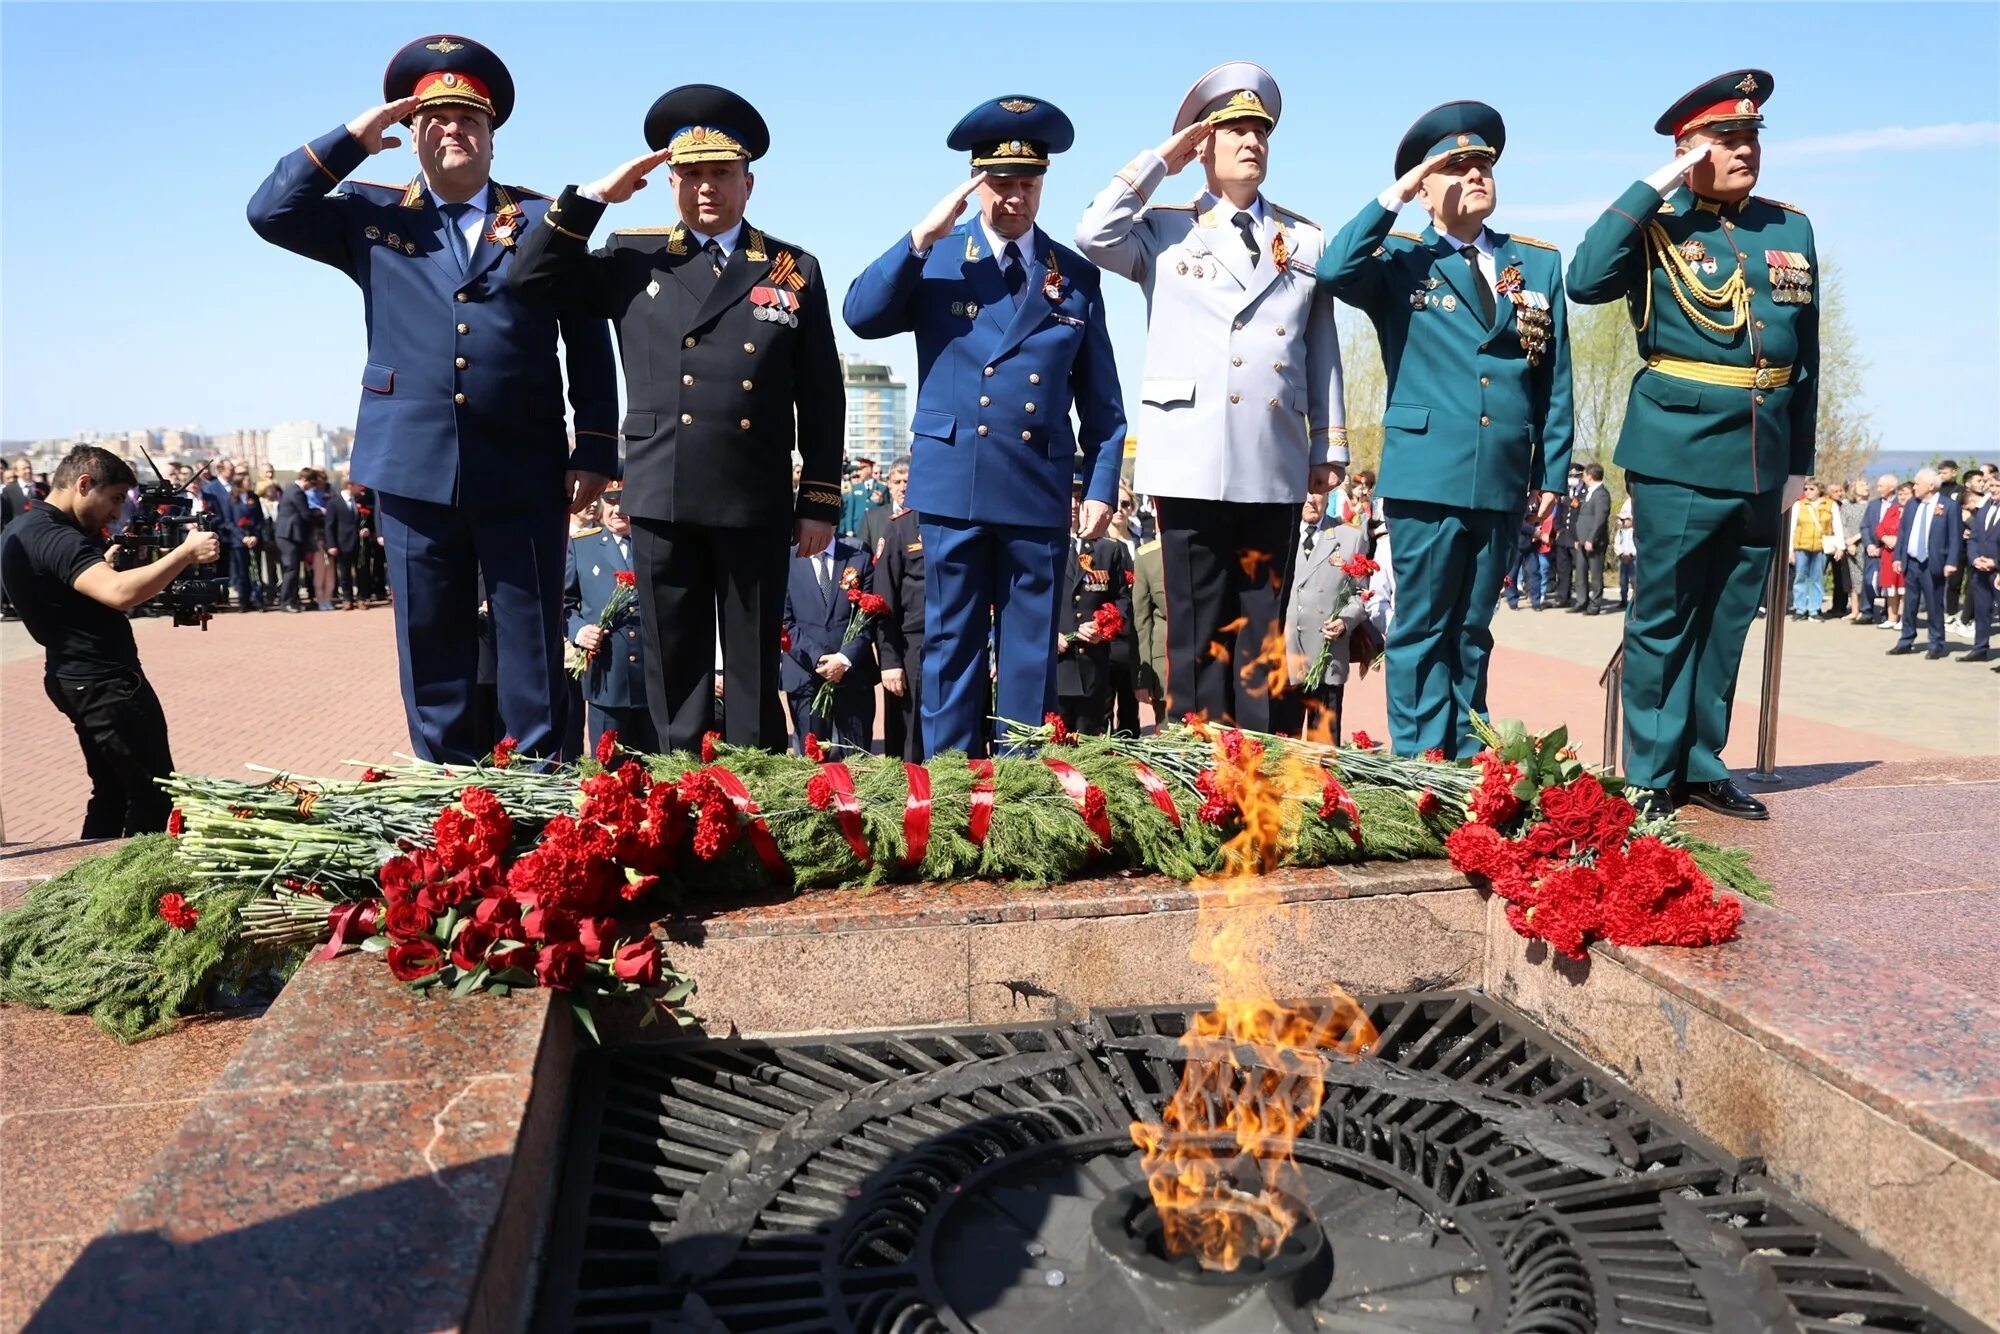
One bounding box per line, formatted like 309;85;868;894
181;527;221;565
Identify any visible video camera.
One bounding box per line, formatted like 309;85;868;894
110;448;229;629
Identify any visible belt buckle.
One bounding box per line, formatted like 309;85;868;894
1753;367;1774;390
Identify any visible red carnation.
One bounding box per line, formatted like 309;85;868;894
1044;712;1072;746
1340;553;1380;580
1420;748;1445;763
1416;790;1441;818
1083;784;1108;826
1123;569;1135;586
805;773;834;810
1445;822;1517;882
1351;731;1376;750
236;515;251;528
1525;864;1606;959
1092;603;1126;640
360;768;386;783
613;934;664;985
1468;751;1525;827
700;731;720;763
451;920;501;971
491;736;518;769
595;729;620;767
157;892;198;930
693;811;732;860
804;733;825;762
614;569;637;587
387;939;443;982
535;940;586;990
858;593;889;617
621;870;659;902
166;808;185;837
779;628;792;653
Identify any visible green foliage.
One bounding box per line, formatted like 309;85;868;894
1684;837;1775;904
0;836;301;1042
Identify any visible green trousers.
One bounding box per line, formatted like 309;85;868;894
1621;473;1781;791
1383;500;1514;759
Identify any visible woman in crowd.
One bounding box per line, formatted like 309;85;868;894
1875;482;1909;629
1615;494;1637;610
1836;478;1870;620
1786;479;1842;621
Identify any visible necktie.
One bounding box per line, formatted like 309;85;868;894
440;201;474;275
1233;210;1261;266
1911;502;1931;562
1302;525;1316;556
1003;241;1025;306
1462;243;1495;323
703;238;725;277
816;553;834;602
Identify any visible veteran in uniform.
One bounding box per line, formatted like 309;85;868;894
511;84;846;753
843;97;1125;758
564;478;656;752
248;35;618;762
1568;71;1818;820
1077;63;1345;735
1317;101;1574;759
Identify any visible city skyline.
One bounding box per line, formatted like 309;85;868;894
3;4;1996;456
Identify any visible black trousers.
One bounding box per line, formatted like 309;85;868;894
885;647;925;762
356;538;387;600
1155;497;1299;733
255;544;280;601
1108;644;1141;736
1582;545;1606;608
276;538;305;607
227;545;258;608
586;701;659;753
44;671;176;838
1058;689;1112;736
630;517;787;753
1547;543;1575;606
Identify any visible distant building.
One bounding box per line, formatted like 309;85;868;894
840;354;908;470
267;420;331;473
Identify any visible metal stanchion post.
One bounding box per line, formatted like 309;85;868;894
1598;644;1624;772
1747;550;1786;784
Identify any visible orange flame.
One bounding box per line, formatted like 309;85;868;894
1129;729;1376;1271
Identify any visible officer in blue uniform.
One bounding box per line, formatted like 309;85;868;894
247;34;618;762
1317;101;1574;758
564;477;655;752
843;96;1126;757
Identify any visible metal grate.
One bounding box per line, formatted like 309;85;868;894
532;992;1983;1333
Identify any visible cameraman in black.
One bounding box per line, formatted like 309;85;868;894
0;446;219;836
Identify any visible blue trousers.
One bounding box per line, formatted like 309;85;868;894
1382;501;1514;759
1896;556;1947;652
918;515;1063;757
1790;550;1826;615
377;493;567;764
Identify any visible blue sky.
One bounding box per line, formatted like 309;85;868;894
3;2;1995;456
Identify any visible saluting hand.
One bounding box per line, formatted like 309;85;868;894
584;148;675;205
1387;149;1455;206
1645;143;1713;194
912;174;987;253
794;518;833;560
345;97;422;154
1155;122;1213;175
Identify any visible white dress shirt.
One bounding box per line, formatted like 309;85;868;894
689;219;745;265
812;550;851;669
427;182;491;258
982;216;1034;267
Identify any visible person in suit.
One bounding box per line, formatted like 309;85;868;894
1078;63;1345;734
1056;482;1135;735
1887;469;1963;659
227;477;268;611
781;538;877;752
1131;530;1167;728
1318;99;1574;758
877;496;928;761
272;471;317;612
255;483;283;605
1961;471;1998;662
1856;473;1897;623
248;34;618;760
322;475;361;608
513;84;844;754
844;95;1125;757
1568;70;1818;820
1283;509;1371;743
1572;463;1612;613
859;456;907;563
1547;465;1584;608
347;481;386;603
564;480;656;750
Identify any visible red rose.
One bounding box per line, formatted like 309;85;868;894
621;870;659;902
166;808;185;837
1351;731;1376;750
489;942;537;975
157;892;198;930
535;941;586;990
595;729;620;766
525;904;581;944
576;915;618;959
451;919;501;971
1539;774;1611;843
613;934;663;985
614;569;637;587
472;895;522;932
387;939;443;981
385;900;436;940
700;730;720;763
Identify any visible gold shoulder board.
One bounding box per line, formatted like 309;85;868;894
1269;202;1317;228
613;227;679;235
1388;230;1424;242
506;184;551;201
572;526;602;537
1756;196;1808;215
1511;234;1559;251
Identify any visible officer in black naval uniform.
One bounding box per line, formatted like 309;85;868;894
512;85;845;753
877;499;928;761
1056;479;1135;735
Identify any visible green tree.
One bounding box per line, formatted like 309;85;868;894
1338;314;1386;475
1567;301;1636;468
1805;259;1878;487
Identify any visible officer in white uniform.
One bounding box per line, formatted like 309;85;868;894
1075;62;1345;733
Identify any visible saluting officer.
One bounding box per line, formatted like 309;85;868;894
564;477;656;752
1077;63;1346;734
1568;71;1818;821
843;96;1126;758
877;489;929;762
1317;101;1574;758
248;35;619;763
512;84;847;753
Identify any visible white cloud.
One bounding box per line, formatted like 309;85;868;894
1777;122;2000;156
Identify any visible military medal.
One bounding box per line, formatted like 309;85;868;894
965;301;979;319
1176;261;1188;276
364;225;381;241
1042;250;1064;304
1410;289;1428;311
1441;294;1457;312
1270;227;1289;270
404;242;417;254
386;233;402;249
1496;264;1524;295
486;201;522;248
1680;238;1708;264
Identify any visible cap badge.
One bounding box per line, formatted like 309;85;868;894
441;72;459;87
1456;132;1471;147
999;99;1036;113
1242;91;1261;105
425;38;465;54
1736;73;1759;94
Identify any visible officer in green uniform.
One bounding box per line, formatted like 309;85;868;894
1317;101;1573;758
1567;70;1817;820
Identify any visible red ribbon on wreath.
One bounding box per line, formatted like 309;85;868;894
708;765;790;881
1043;758;1111;849
968;758;996;846
319;900;382;961
819;762;871;866
902;762;932;870
1130;761;1182;828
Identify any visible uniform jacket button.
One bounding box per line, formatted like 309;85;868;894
627;628;637;638
740;419;751;430
741;379;753;390
456;323;469;334
684;336;697;348
1268;397;1279;409
683;373;695;385
1273;362;1283;373
1025;402;1036;413
1479;375;1490;387
455;292;468;302
455;357;468;369
1020;430;1032;441
1755;320;1766;330
977;425;989;436
1756;357;1769;368
743;342;756;353
1229;392;1241;404
984;366;995;377
1231;356;1243;367
1275;325;1286;336
453;392;467;405
628;654;638;663
979;395;991;406
681;413;693;424
1480;415;1490;426
1029;373;1041;385
1232;319;1245;330
1754;394;1766;405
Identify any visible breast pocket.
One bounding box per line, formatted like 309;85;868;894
362;363;396;395
1142;379;1196;409
622;411;657;439
1383;404;1430;433
910;408;955;444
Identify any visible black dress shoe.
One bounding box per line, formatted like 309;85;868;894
1626;787;1676;822
1960;649;1992;663
1925;648;1950;660
1681;779;1769;821
1886;644;1916;655
1566;603;1588;613
1582;605;1600;615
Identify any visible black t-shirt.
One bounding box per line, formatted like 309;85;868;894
0;503;140;678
